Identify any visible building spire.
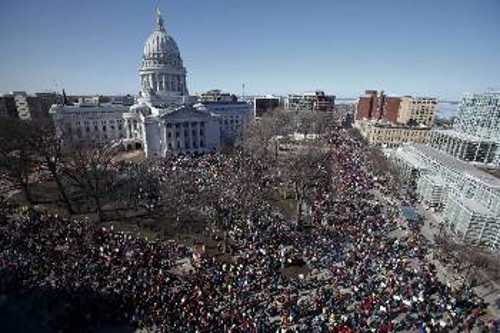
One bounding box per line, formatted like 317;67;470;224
156;6;165;31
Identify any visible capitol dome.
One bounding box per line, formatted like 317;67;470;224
143;14;180;59
139;8;189;101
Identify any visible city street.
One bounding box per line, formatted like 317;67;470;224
371;187;500;324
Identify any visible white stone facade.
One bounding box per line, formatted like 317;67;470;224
50;103;143;147
144;105;220;157
50;8;227;156
194;100;252;143
138;8;188;108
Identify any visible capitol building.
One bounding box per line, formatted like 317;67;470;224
50;9;252;157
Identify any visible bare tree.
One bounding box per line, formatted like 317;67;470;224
62;143;121;223
0;118;38;205
281;142;333;229
123;160;163;218
31;119;75;214
241;110;294;160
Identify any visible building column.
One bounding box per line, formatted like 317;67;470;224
153;73;158;92
162;74;166;91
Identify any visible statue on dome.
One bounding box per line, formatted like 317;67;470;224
156;7;165;31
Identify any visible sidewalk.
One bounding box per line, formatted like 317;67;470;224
370;189;500;320
415;202;500;320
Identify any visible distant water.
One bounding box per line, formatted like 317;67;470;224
336;99;458;120
435;103;458;119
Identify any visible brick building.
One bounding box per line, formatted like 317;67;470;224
355;90;400;122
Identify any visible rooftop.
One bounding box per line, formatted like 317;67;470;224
412;144;500;189
431;129;496;143
368;120;430;129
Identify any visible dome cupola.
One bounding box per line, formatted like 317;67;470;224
143;8;180;60
139;7;189;101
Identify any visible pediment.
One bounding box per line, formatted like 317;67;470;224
161;105;212;121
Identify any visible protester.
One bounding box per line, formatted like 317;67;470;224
0;128;488;332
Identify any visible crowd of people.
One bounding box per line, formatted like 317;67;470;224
0;128;496;332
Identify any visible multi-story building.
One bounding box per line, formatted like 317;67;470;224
198;90;235;103
355;90;400;122
359;121;430;148
51;9;249;157
0;92;60;120
356;90;377;120
0;95;17;117
194;90;253;144
50;102;140;147
28;92;61;120
285;91;335;112
143;105;220;157
389;144;500;249
429;130;496;163
429;92;500;165
12;91;31;120
382;96;401;123
398;96;437;126
254;95;281;118
453;92;500;139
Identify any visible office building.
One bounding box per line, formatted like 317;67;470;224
254;95;281;118
389;144;500;249
194;90;253;144
429;92;500;165
285;91;335;112
0;95;17;117
397;96;437;126
358;121;431;148
355;90;400;122
0;91;60;120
